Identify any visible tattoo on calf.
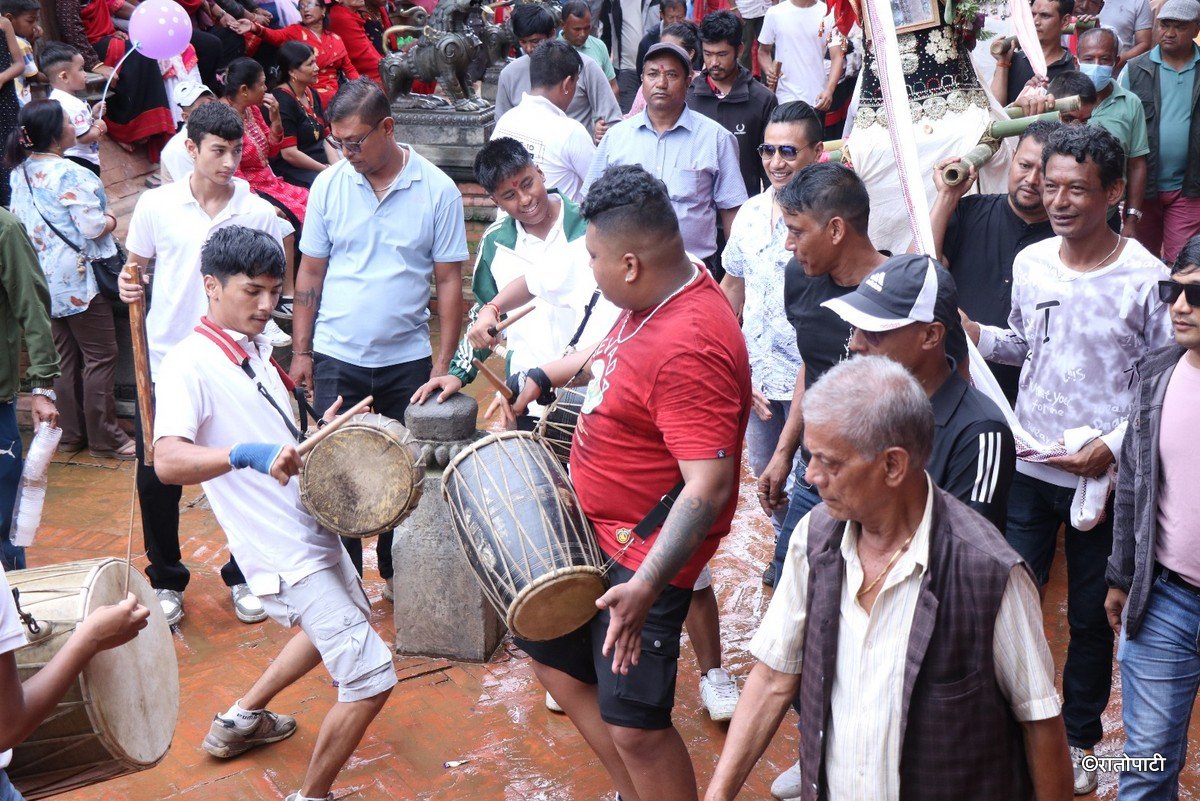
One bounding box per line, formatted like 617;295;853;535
636;494;718;590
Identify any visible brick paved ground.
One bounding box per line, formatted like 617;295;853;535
11;144;1200;801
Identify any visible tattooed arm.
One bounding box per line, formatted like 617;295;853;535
287;254;328;398
598;456;740;675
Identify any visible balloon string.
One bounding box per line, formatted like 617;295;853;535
99;41;140;111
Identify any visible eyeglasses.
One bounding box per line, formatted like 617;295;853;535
328;117;384;154
757;143;804;159
1159;279;1200;306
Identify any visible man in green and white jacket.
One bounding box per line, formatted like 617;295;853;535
412;137;618;425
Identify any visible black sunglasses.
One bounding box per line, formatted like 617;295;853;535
757;143;802;159
1159;279;1200;306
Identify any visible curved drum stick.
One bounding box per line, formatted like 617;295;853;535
297;395;374;456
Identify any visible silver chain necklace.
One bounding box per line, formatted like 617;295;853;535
615;266;700;344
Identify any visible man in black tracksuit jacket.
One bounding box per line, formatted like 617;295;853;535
688;11;778;197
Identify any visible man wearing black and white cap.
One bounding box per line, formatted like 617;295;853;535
823;254;1016;530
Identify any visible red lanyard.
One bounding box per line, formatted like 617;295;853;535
194;316;308;441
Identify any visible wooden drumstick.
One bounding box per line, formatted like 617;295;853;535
472;358;514;401
486;304;534;337
124;263;155;466
297;395;374;457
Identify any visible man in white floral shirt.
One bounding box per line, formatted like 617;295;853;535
720;100;822;587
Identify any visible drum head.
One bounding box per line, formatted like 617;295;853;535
507;567;606;641
83;560;178;766
301;420;421;537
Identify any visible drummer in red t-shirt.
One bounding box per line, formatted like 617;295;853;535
503;164;751;801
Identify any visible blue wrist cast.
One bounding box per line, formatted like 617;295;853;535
229;442;286;475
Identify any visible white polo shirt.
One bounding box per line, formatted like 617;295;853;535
0;565;26;769
125;177;293;376
492;93;597;203
153;326;342;597
159;128;193;182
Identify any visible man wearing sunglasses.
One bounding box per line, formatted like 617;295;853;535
1106;236;1200;799
290;78;469;597
823;254;1015;531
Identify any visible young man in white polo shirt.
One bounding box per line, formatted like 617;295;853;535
492;40;597;203
119;101;294;628
153;226;396;801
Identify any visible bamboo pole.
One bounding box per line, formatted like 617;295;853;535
124;263;155;466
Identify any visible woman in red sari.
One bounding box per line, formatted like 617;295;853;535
55;0;176;155
325;0;380;85
219;57;307;224
245;0;358;105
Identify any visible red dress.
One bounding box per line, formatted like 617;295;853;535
254;25;360;106
325;3;381;85
237;104;309;224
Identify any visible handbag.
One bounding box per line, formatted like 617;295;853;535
22;164;126;302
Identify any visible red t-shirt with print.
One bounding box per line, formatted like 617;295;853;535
570;267;751;589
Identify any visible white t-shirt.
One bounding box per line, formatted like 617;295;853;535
1098;0;1152;54
492;94;597;203
619;0;643;71
978;237;1173;488
154;328;343;597
1;566;29;769
50;88;100;166
159;128;193;183
125;177;292;376
758;0;830;105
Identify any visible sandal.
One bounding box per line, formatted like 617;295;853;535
57;440;85;453
90;440;136;461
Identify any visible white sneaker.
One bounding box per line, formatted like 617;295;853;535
230;584;267;624
264;319;291;348
699;667;740;722
155;588;183;627
1070;746;1098;795
545;691;564;713
771;761;804;800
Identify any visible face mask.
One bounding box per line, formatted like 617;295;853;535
1080;62;1113;91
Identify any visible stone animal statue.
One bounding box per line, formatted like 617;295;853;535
380;24;491;111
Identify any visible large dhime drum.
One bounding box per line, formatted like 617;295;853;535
442;431;606;641
533;386;587;469
8;558;178;799
300;412;425;538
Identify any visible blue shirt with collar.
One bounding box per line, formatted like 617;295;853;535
299;147;469;368
584;105;748;259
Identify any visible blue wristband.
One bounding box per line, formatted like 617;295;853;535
229;442;286;475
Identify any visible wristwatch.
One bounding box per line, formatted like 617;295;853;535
1124;207;1143;220
31;387;56;403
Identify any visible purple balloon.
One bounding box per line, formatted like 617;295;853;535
129;0;193;60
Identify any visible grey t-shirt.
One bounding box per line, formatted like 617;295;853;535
495;54;623;129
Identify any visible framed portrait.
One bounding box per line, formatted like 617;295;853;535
891;0;942;34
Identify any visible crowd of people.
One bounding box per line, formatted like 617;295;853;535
0;1;1199;800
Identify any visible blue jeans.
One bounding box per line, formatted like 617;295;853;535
0;401;24;571
772;459;822;579
745;399;797;540
1005;471;1113;749
1117;575;1200;800
0;769;26;801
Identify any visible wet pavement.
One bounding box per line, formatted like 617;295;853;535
12;304;1200;801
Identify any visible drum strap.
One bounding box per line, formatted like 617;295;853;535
194;317;323;443
563;289;601;355
631;479;686;540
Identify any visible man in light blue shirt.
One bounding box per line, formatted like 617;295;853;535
291;79;467;591
585;42;747;275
